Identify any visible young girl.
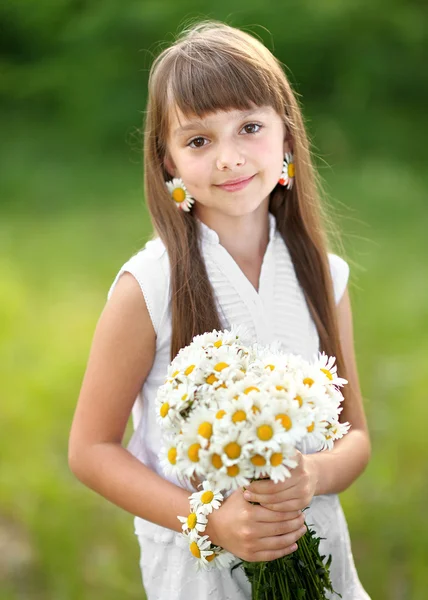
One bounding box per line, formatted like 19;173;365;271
69;20;371;600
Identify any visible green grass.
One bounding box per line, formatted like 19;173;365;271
1;155;427;599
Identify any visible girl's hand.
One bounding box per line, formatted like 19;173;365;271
243;451;318;512
207;487;307;562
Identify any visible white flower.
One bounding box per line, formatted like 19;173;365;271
200;548;236;570
178;438;205;479
166;178;195;212
247;449;270;479
216;395;254;430
250;411;289;453
189;481;224;515
269;399;309;446
279;152;295;188
181;406;215;449
210;460;254;491
187;534;214;569
177;510;208;539
212;427;252;467
316;352;348;388
265;446;298;483
159;441;179;477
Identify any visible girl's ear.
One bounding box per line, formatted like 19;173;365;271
164;153;177;178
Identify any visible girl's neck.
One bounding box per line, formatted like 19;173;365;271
195;202;271;276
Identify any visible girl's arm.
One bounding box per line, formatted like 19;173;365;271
68;273;306;561
243;287;371;508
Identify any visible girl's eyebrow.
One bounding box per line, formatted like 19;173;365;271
173;107;268;138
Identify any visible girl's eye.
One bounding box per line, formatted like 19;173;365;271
188;136;207;149
242;123;262;134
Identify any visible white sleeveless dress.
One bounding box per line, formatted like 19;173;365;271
108;213;371;600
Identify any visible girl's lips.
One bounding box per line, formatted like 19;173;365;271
216;174;255;192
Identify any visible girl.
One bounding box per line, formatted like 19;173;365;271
69;20;371;600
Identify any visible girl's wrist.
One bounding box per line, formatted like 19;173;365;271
304;454;321;497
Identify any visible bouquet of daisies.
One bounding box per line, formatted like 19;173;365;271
156;326;350;599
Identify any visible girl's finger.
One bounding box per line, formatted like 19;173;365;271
244;486;299;505
258;515;305;538
261;498;307;512
254;506;302;522
255;525;307;553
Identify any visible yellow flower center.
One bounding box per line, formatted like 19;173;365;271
270;452;283;467
216;409;226;420
232;410;246;423
201;491;214;504
187;513;197;529
275;385;285;391
244;386;260;394
198;422;213;439
172;370;179;377
257;424;273;441
295;395;303;407
206;552;216;562
251;454;266;466
288;163;295;178
211;453;223;469
227;464;240;477
214;340;222;348
206;374;218;385
303;377;314;387
214;362;229;372
188;443;201;462
276;413;292;431
184;364;195;376
189;541;201;558
167;447;177;465
251;405;260;414
181;393;188;401
265;364;275;371
321;368;333;381
160;402;169;418
224;442;241;459
172;187;186;203
307;422;315;433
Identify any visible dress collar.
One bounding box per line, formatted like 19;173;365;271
197;212;277;246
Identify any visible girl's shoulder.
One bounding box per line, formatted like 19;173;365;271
327;253;350;304
107;237;170;335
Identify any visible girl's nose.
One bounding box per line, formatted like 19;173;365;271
215;144;245;171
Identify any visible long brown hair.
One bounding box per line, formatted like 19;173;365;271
143;20;347;384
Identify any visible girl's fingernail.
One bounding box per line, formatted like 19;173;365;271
243;491;251;500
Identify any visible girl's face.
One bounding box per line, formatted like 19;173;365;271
165;104;289;220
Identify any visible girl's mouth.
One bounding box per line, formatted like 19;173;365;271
215;174;255;192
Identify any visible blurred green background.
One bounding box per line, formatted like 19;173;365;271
1;1;427;599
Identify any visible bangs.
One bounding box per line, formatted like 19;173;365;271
165;46;284;122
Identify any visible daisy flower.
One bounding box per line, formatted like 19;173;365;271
187;534;214;569
214;395;254;431
201;548;236;571
266;446;298;483
248;449;270;479
159;440;180;477
278;153;295;188
166;178;195;212
250;411;289;453
270;399;309;445
177;510;208;540
316;352;348;388
189;481;223;515
212;460;254;491
213;427;252;468
181;406;215;449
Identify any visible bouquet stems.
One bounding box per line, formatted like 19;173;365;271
240;526;339;600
